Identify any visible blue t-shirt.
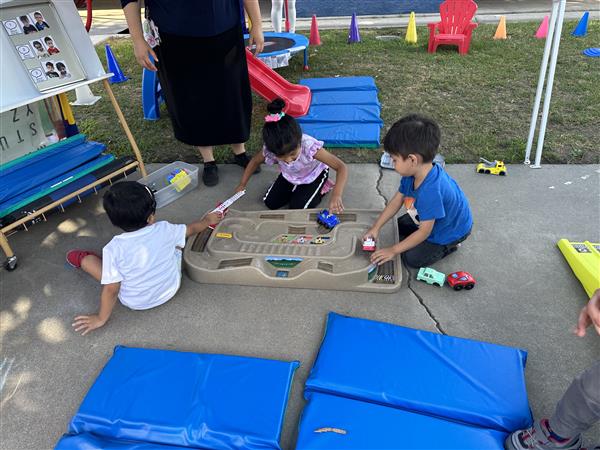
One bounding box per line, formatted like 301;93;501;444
399;164;472;245
121;0;241;37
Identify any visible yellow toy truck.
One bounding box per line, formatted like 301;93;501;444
476;158;507;176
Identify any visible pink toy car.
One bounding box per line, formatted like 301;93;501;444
363;237;376;252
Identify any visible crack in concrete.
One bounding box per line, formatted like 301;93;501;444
375;166;387;207
377;165;446;335
407;276;447;335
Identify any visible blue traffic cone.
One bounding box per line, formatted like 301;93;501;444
571;11;589;37
348;13;361;43
105;44;129;84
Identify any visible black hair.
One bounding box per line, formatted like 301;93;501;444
383;114;441;163
56;62;65;70
34;11;42;17
19;15;30;22
33;41;42;48
103;181;156;232
45;62;54;68
44;36;53;43
262;98;302;157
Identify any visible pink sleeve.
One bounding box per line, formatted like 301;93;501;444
263;146;277;166
302;134;325;159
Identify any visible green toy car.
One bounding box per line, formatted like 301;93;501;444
416;267;445;287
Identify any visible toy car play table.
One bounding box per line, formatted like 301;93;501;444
184;209;401;293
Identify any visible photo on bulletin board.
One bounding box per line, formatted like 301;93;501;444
31;10;50;31
29;38;49;58
55;61;71;79
16;43;36;60
42;60;60;79
42;35;59;54
18;13;38;34
0;2;86;92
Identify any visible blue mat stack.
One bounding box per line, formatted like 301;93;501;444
55;346;299;450
296;313;533;449
297;77;383;148
0;134;135;228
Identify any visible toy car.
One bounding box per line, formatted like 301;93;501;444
362;237;376;251
476;158;507;176
316;209;340;229
446;271;476;291
416;267;445;287
312;236;325;244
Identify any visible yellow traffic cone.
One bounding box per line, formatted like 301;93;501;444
493;16;507;40
405;12;417;44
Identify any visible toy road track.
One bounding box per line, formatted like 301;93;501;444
184;209;401;293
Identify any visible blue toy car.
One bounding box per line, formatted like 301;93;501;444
316;209;340;229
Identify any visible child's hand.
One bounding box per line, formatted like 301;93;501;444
235;184;246;193
204;211;223;225
370;246;397;266
575;289;600;337
329;195;344;214
72;314;106;336
363;227;379;242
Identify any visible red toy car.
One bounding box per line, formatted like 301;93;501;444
446;271;476;291
362;237;376;252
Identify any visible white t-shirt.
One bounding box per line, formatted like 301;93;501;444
101;221;187;310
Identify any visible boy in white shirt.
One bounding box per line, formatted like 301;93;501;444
68;181;222;335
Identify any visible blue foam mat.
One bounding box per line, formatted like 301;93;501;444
0;139;106;204
0;134;85;174
59;346;299;450
0;154;114;218
310;90;381;106
300;76;378;91
300;122;382;147
295;392;507;449
305;313;532;432
298;104;382;124
56;433;192;450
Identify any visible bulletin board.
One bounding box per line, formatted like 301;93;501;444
1;1;85;91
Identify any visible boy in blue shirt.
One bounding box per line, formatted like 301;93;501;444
365;114;473;268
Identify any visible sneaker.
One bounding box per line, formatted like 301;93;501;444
203;163;219;186
234;153;261;173
66;250;99;269
505;419;583;450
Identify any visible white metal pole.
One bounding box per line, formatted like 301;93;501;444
524;0;560;165
531;0;567;168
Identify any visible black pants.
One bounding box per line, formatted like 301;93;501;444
397;214;470;268
264;169;329;210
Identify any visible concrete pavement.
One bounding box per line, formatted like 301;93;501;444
1;163;599;449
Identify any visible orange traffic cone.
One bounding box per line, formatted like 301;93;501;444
310;15;321;46
493;16;507;40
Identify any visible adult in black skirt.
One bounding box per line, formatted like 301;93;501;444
122;0;264;186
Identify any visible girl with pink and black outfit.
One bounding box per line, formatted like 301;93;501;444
236;99;348;212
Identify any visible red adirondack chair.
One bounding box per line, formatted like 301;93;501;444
428;0;478;55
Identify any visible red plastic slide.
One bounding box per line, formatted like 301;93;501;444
246;48;311;117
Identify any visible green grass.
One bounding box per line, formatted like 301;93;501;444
76;20;600;164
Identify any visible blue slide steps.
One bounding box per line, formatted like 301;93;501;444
298;77;383;148
56;346;299;450
296;313;532;449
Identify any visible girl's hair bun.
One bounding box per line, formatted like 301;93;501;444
267;98;286;114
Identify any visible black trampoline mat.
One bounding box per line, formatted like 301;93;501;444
245;36;297;53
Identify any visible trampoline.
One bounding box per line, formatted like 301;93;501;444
245;32;309;69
